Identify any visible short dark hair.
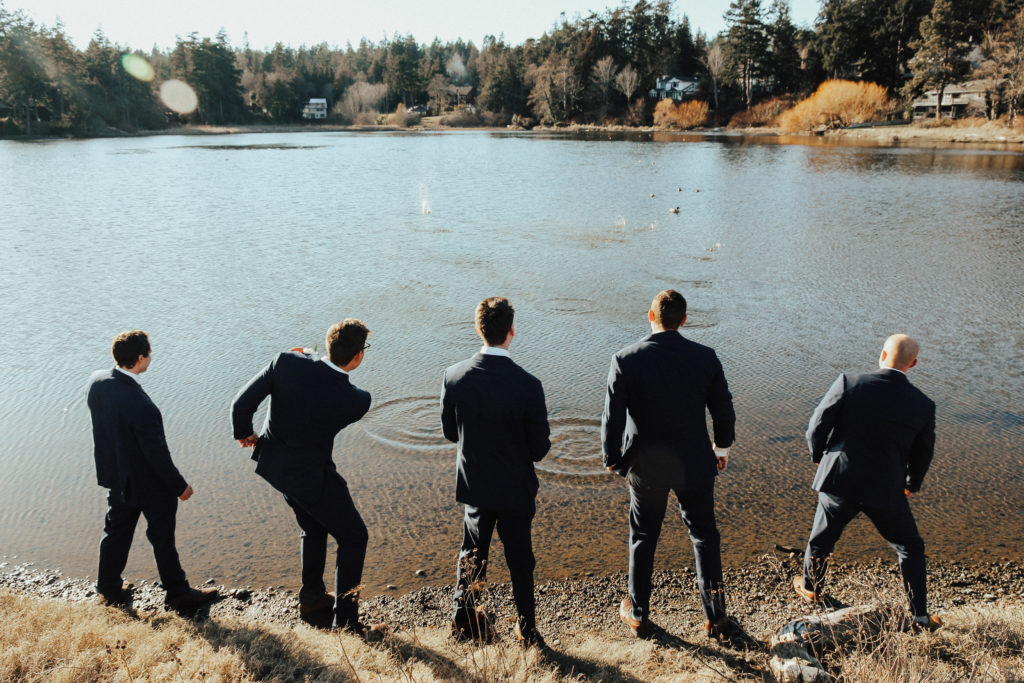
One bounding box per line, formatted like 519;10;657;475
111;330;150;368
475;297;515;346
651;290;687;330
326;319;370;365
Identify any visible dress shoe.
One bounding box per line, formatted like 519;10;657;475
339;620;389;643
165;586;219;611
706;616;758;650
451;605;493;642
299;592;335;618
514;622;546;648
912;614;943;632
793;575;822;604
98;581;134;606
619;597;652;638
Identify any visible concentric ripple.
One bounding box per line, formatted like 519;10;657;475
361;396;450;453
536;416;606;476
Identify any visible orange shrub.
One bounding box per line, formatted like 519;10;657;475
727;97;794;128
653;98;708;129
778;80;894;131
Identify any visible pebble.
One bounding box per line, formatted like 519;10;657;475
415;569;427;577
205;578;216;585
386;584;398;590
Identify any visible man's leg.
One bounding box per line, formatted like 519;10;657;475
454;505;497;617
802;492;860;596
678;486;726;622
97;491;141;597
864;501;928;617
628;476;670;622
292;475;368;628
496;508;537;633
140;495;189;597
285;495;329;604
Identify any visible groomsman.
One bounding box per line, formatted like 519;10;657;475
602;290;752;648
232;320;384;638
441;297;550;645
797;334;941;630
87;330;217;611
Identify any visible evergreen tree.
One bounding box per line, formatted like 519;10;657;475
904;0;975;118
724;0;769;107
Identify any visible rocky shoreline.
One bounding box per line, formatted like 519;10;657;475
4;555;1022;645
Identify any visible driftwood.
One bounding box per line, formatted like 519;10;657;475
769;604;888;683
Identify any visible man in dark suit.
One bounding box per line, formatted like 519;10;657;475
87;330;217;611
441;297;550;645
602;290;752;647
232;319;383;637
796;334;941;630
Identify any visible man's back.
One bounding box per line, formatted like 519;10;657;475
602;331;734;484
87;368;186;502
231;351;371;502
441;353;550;511
808;368;935;509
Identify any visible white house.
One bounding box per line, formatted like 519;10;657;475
302;98;328;120
648;75;700;101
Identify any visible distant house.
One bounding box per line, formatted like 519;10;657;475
648;75;700;102
911;81;989;119
447;85;475;108
301;98;328;120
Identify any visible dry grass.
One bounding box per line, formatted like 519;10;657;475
653;99;708;129
2;588;1022;682
388;103;421;128
778;80;895;131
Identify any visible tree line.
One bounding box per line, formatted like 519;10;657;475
2;0;1024;136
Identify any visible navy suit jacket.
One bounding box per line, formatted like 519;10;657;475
602;331;735;486
441;352;550;512
807;368;936;510
231;352;371;505
87;368;188;505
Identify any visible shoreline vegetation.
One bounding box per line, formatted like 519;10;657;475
3;557;1022;681
8;118;1024;149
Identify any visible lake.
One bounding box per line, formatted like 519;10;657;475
1;130;1022;595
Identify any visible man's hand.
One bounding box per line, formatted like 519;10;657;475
714;445;729;472
237;434;258;448
905;488;912;499
179;485;194;501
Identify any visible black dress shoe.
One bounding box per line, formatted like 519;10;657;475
165;587;219;611
452;606;493;642
98;581;134;606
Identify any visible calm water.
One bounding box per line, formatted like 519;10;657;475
1;130;1022;594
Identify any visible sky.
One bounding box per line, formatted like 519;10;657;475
9;0;821;52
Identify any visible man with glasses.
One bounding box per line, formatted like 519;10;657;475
231;319;384;638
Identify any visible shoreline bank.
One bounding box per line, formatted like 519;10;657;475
6;120;1024;149
3;557;1022;681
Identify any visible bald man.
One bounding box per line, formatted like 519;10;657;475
795;335;941;630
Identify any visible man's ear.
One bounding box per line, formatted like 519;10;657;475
648;309;655;323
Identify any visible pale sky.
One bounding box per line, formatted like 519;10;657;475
11;0;821;52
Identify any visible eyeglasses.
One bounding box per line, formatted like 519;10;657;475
361;343;371;352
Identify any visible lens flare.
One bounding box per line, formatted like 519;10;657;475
121;53;154;82
160;79;199;115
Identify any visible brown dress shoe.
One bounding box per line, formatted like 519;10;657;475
793;575;821;603
165;586;219;611
299;592;335;617
98;581;134;606
340;621;389;643
912;614;943;632
619;597;652;638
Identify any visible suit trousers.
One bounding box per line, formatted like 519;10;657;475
803;491;928;616
628;474;726;623
454;504;536;631
284;474;368;628
97;489;189;597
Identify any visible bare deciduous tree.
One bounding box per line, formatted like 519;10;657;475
704;39;726;111
336;78;388;122
427;73;451;115
591;55;618;107
614;64;640;100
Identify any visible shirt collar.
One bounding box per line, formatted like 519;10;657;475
882;367;907;376
480;346;510;358
322;356;348;375
115;366;141;383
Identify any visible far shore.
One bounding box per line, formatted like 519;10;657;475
6;117;1024;149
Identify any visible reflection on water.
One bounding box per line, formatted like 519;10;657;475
0;131;1021;594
